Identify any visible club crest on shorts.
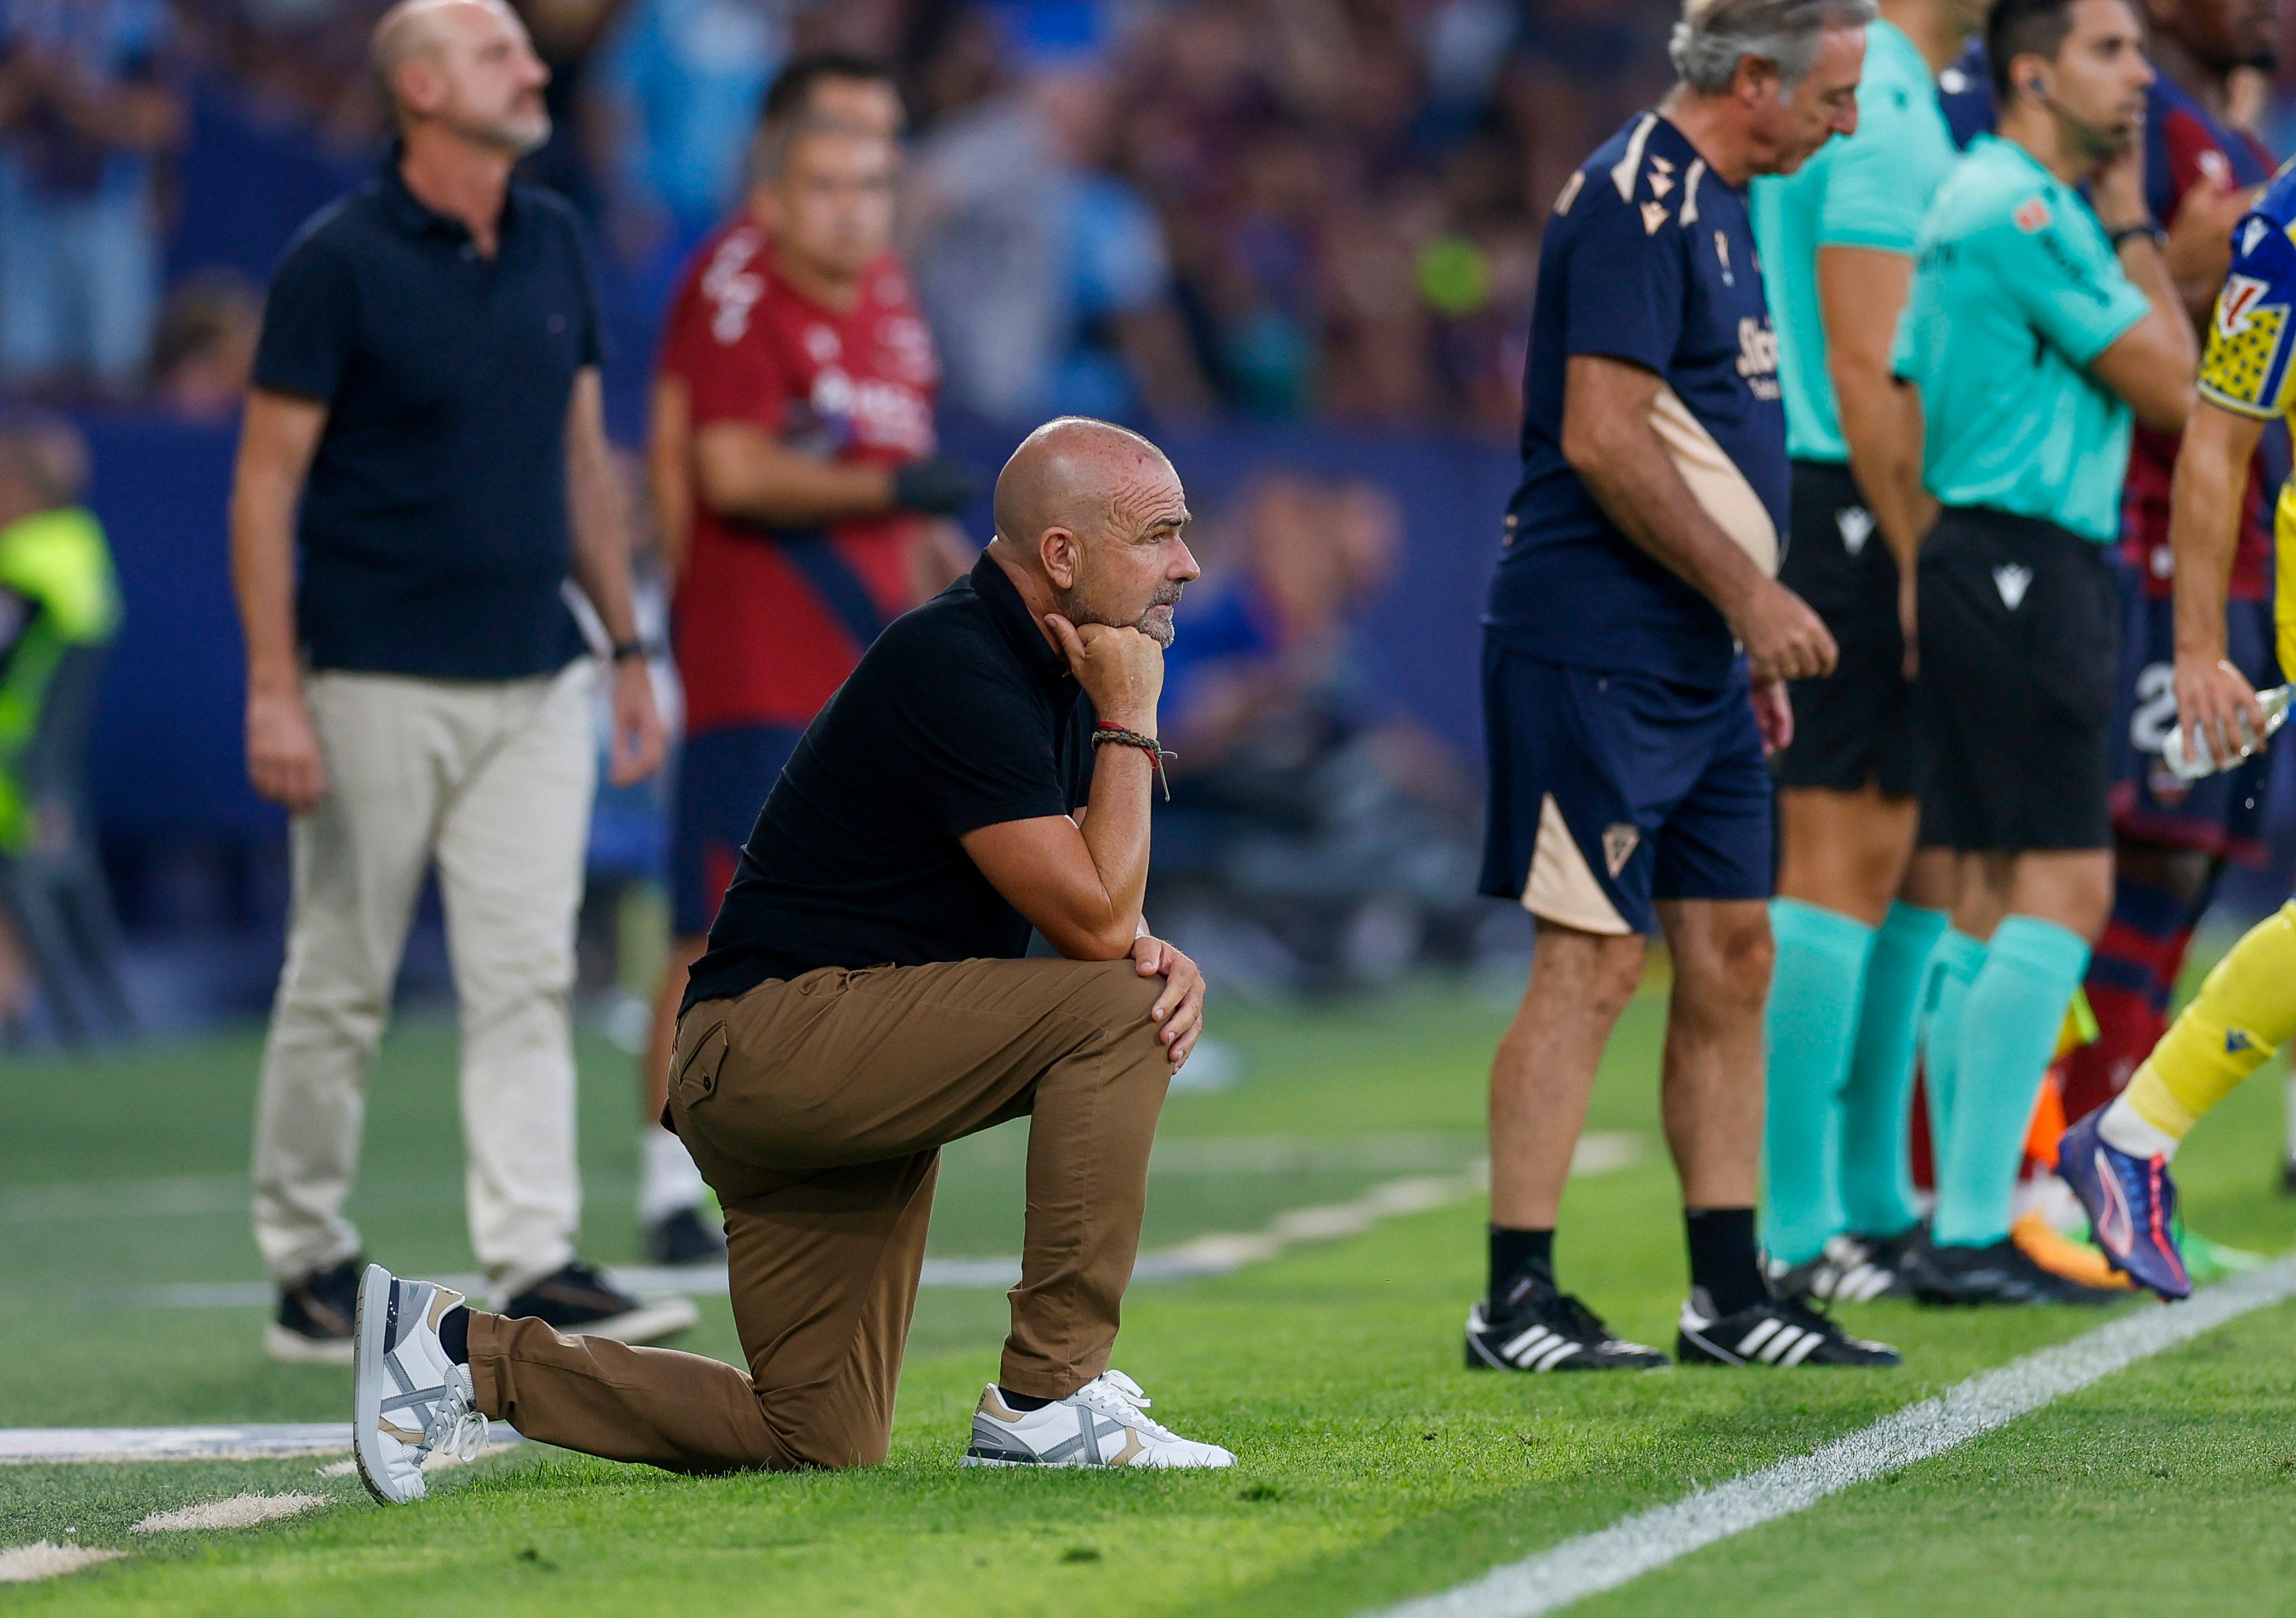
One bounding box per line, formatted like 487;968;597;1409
1993;563;2033;610
1836;505;1874;556
1602;823;1641;877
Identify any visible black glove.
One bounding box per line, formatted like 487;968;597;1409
891;454;978;517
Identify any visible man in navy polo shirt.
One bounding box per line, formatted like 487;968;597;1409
1468;0;1901;1375
232;0;681;1362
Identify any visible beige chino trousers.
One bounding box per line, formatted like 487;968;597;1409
251;661;596;1294
462;955;1172;1472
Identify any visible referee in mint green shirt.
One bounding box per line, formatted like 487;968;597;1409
1748;0;1974;1305
1890;0;2194;1304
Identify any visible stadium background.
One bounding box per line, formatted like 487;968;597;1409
26;0;2296;1043
10;3;2296;1606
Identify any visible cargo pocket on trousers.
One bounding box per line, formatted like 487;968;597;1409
673;1020;730;1110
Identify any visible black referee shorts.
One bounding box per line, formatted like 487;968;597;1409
1771;460;1923;798
1916;504;2119;853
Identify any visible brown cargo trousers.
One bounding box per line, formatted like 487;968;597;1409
460;955;1173;1472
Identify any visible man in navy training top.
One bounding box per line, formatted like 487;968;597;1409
1470;0;1901;1374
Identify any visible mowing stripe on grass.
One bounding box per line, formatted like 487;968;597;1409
3;1135;1496;1227
87;1135;1643;1311
1381;1254;2296;1618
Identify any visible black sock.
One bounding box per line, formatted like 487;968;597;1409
439;1305;470;1366
996;1386;1053;1412
1488;1225;1555;1312
1684;1207;1767;1315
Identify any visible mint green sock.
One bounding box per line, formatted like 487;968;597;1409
1838;902;1949;1238
1760;898;1876;1268
1933;917;2091;1248
1920;927;1989;1198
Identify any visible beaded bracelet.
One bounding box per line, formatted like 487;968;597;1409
1091;722;1175;800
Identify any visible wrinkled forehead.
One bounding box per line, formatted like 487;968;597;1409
1102;452;1189;537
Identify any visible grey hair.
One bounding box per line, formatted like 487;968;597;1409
1669;0;1878;94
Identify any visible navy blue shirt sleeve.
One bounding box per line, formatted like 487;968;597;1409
252;234;358;406
558;204;609;369
1560;178;1685;375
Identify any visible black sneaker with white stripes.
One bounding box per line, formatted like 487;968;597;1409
1465;1271;1669;1372
1901;1232;2122;1307
1769;1229;1920;1305
1675;1287;1902;1368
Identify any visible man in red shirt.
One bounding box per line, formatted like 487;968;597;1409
636;56;975;1261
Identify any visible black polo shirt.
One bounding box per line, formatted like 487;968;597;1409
251;152;603;679
683;553;1097;1011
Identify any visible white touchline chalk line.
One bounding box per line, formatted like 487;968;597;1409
85;1133;1644;1309
131;1491;329;1533
7;1135;1495;1229
9;1135;1641;1464
1377;1253;2296;1618
0;1542;127;1583
0;1424;523;1465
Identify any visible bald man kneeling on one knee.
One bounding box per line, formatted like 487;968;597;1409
358;417;1241;1479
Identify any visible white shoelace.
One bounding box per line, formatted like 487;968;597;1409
1074;1370;1181;1443
424;1386;490;1464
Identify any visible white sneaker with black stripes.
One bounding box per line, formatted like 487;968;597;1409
961;1370;1235;1468
1675;1286;1901;1368
1464;1271;1669;1372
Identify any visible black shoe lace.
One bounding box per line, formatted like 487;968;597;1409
1554;1292;1619;1345
1777;1294;1847;1340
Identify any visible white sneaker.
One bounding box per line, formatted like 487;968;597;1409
352;1265;491;1504
961;1370;1235;1469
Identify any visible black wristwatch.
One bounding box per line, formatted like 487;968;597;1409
2107;221;2165;252
609;638;650;663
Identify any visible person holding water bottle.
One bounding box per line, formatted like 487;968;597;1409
2057;151;2296;1298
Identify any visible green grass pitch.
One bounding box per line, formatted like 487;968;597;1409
4;969;2296;1615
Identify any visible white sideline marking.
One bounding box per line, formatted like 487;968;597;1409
1379;1254;2296;1618
0;1424;521;1465
9;1137;1491;1228
131;1491;328;1533
91;1133;1643;1307
0;1541;126;1583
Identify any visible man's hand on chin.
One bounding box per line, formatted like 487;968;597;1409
1132;934;1205;1066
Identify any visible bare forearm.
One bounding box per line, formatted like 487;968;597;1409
2169;454;2240;662
697;428;896;528
566;373;639;643
1838;376;1927;570
2122;242;2199;377
230;469;303;696
1574;430;1765;621
1070;745;1155;955
569;448;638;643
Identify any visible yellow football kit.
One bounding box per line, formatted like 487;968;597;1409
2121;199;2296;1148
2195;194;2296;684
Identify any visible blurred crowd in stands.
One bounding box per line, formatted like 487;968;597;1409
0;0;1689;433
